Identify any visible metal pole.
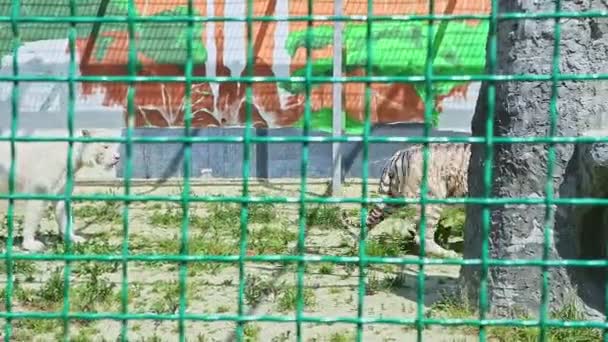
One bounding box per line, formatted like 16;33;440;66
331;0;343;195
81;0;110;68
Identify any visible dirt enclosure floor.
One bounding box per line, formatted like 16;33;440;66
0;178;492;341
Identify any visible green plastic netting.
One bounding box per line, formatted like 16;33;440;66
2;0;608;341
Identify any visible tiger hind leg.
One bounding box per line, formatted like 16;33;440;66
341;202;403;231
412;203;459;258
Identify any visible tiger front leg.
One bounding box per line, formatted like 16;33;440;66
412;203;459;259
21;200;47;252
53;200;85;245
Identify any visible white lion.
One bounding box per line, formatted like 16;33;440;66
0;129;120;251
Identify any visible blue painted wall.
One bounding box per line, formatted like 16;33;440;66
116;124;470;180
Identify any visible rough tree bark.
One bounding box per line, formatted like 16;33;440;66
460;0;608;319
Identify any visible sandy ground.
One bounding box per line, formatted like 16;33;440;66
0;178;473;342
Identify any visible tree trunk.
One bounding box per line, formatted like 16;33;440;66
460;0;608;319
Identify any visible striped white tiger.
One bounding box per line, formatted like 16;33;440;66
363;143;471;258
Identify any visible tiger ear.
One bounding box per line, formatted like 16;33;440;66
81;129;91;137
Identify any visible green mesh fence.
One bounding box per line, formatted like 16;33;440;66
2;0;608;341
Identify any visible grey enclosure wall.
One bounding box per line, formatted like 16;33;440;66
115;124;470;180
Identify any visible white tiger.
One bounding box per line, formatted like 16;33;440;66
361;143;470;258
0;129;120;252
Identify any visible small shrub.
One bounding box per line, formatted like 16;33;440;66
243;323;261;342
366;273;403;294
0;260;38;281
487;303;602;342
131;235;235;273
71;264;116;312
271;331;292;342
148;205;183;228
1;213;24;234
318;263;334;275
436;206;465;247
427;291;475;321
276;286;316;312
365;231;411;257
244;274;284;306
13;282;37;305
36;267;65;307
216;305;230;313
68;238;120;275
13;319;59;340
395;207;417;220
328;331;354;342
249;225;296;255
74;201;122;224
427;292;601;342
70;325;99;342
207;202;241;229
149;280;181;314
248;203;278;224
196;333;211;342
306;205;347;229
148;204;207;231
545;304;601;341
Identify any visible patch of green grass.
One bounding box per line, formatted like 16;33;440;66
148;204;208;231
329;287;342;295
148;201;277;236
249;224;296;255
196;332;212;342
365;231;412;257
244;274;285;306
0;260;38;281
395;207;417;220
243;323;261;342
147;201;281;239
327;331;355;342
436;206;465;247
12;281;37;305
148;204;185;227
122;282;144;308
149;280;198;314
306;204;347;229
248;203;279;224
487;303;602;342
36;266;65;308
28;264;117;314
318;263;335;275
428;292;602;341
130;234;236;274
0;213;24;234
216;304;230;313
366;273;403;294
70;325;100;342
271;331;292;342
71;265;117;313
206;202;241;232
146;334;164;342
66;238;120;275
545;303;603;340
276;286;316;312
74;200;122;224
150;280;181;314
12;319;60;340
427;291;475;320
